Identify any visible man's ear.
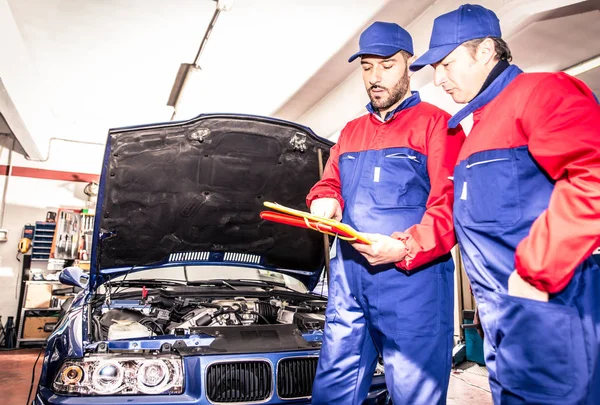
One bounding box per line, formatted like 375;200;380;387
407;54;417;77
477;38;495;66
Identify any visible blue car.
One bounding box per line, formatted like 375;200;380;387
34;114;389;404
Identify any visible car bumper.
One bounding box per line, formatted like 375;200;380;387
35;380;388;405
36;351;388;405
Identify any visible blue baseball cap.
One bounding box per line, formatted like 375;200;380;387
410;4;501;71
348;21;414;63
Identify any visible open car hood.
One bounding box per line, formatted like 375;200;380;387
90;114;333;290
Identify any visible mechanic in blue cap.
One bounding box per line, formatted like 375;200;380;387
412;4;600;404
307;21;465;404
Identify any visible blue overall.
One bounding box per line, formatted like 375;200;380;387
311;144;455;403
452;66;600;404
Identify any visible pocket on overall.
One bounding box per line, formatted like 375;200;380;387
384;270;441;337
495;294;577;396
325;254;343;322
338;153;358;200
373;150;429;207
461;149;521;227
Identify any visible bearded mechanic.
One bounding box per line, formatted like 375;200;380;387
307;21;465;405
410;4;600;404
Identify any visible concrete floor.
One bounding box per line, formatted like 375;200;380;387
447;362;493;405
0;348;44;405
0;349;492;405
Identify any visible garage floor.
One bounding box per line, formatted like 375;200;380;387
0;349;492;405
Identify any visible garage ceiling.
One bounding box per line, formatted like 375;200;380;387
275;0;600;139
509;6;600;93
578;66;600;94
5;0;388;144
2;0;599;158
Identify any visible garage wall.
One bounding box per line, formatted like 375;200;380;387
0;141;104;322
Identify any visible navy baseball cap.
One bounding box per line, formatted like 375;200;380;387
348;21;414;63
410;4;501;71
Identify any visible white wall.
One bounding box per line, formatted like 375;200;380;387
0;141;104;322
0;0;54;159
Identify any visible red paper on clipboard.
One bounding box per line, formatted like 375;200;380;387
260;202;371;244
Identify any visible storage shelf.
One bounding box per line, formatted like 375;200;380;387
17;217;88;348
26;281;63;284
25;266;61;270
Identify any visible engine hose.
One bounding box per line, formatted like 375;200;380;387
234;313;244;324
139;318;165;335
93;317;103;341
250;311;271;325
256;302;278;322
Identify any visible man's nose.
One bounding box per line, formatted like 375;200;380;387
369;67;382;85
433;65;446;87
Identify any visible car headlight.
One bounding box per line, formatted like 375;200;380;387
53;356;183;395
137;360;171;394
91;361;123;394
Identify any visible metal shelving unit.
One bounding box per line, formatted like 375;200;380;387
14;217;87;347
15;255;64;348
25;281;63;284
16;307;62;348
15;276;62;348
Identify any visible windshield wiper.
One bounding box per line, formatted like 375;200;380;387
184;279;238;290
206;278;299;293
109;279;187;288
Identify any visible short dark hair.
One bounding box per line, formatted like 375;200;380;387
397;49;412;62
463;37;512;62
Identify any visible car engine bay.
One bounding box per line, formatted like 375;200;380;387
91;286;327;343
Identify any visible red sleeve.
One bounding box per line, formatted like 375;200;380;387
515;73;600;293
306;137;344;210
393;118;465;270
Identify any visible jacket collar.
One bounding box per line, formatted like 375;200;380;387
366;91;421;121
448;64;523;129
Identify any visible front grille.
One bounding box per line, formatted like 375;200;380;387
206;361;272;403
277;357;318;399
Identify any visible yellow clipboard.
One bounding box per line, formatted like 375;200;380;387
263;201;372;244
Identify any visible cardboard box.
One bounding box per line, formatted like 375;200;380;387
24;283;53;309
23;316;59;339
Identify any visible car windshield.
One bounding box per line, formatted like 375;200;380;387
109;265;309;294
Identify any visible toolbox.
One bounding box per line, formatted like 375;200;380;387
462;309;486;365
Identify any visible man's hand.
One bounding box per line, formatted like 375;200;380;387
352;233;407;266
310;198;342;221
508;270;549;302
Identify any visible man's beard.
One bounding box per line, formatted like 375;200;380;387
368;71;410;111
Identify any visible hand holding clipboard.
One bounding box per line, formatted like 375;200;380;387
260;202;372;245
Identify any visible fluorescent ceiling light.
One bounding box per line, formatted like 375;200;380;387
217;0;235;11
167;0;234;119
563;54;600;76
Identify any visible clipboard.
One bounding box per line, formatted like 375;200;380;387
261;201;372;244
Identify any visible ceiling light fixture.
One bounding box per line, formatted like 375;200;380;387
167;0;235;119
216;0;235;12
563;54;600;77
